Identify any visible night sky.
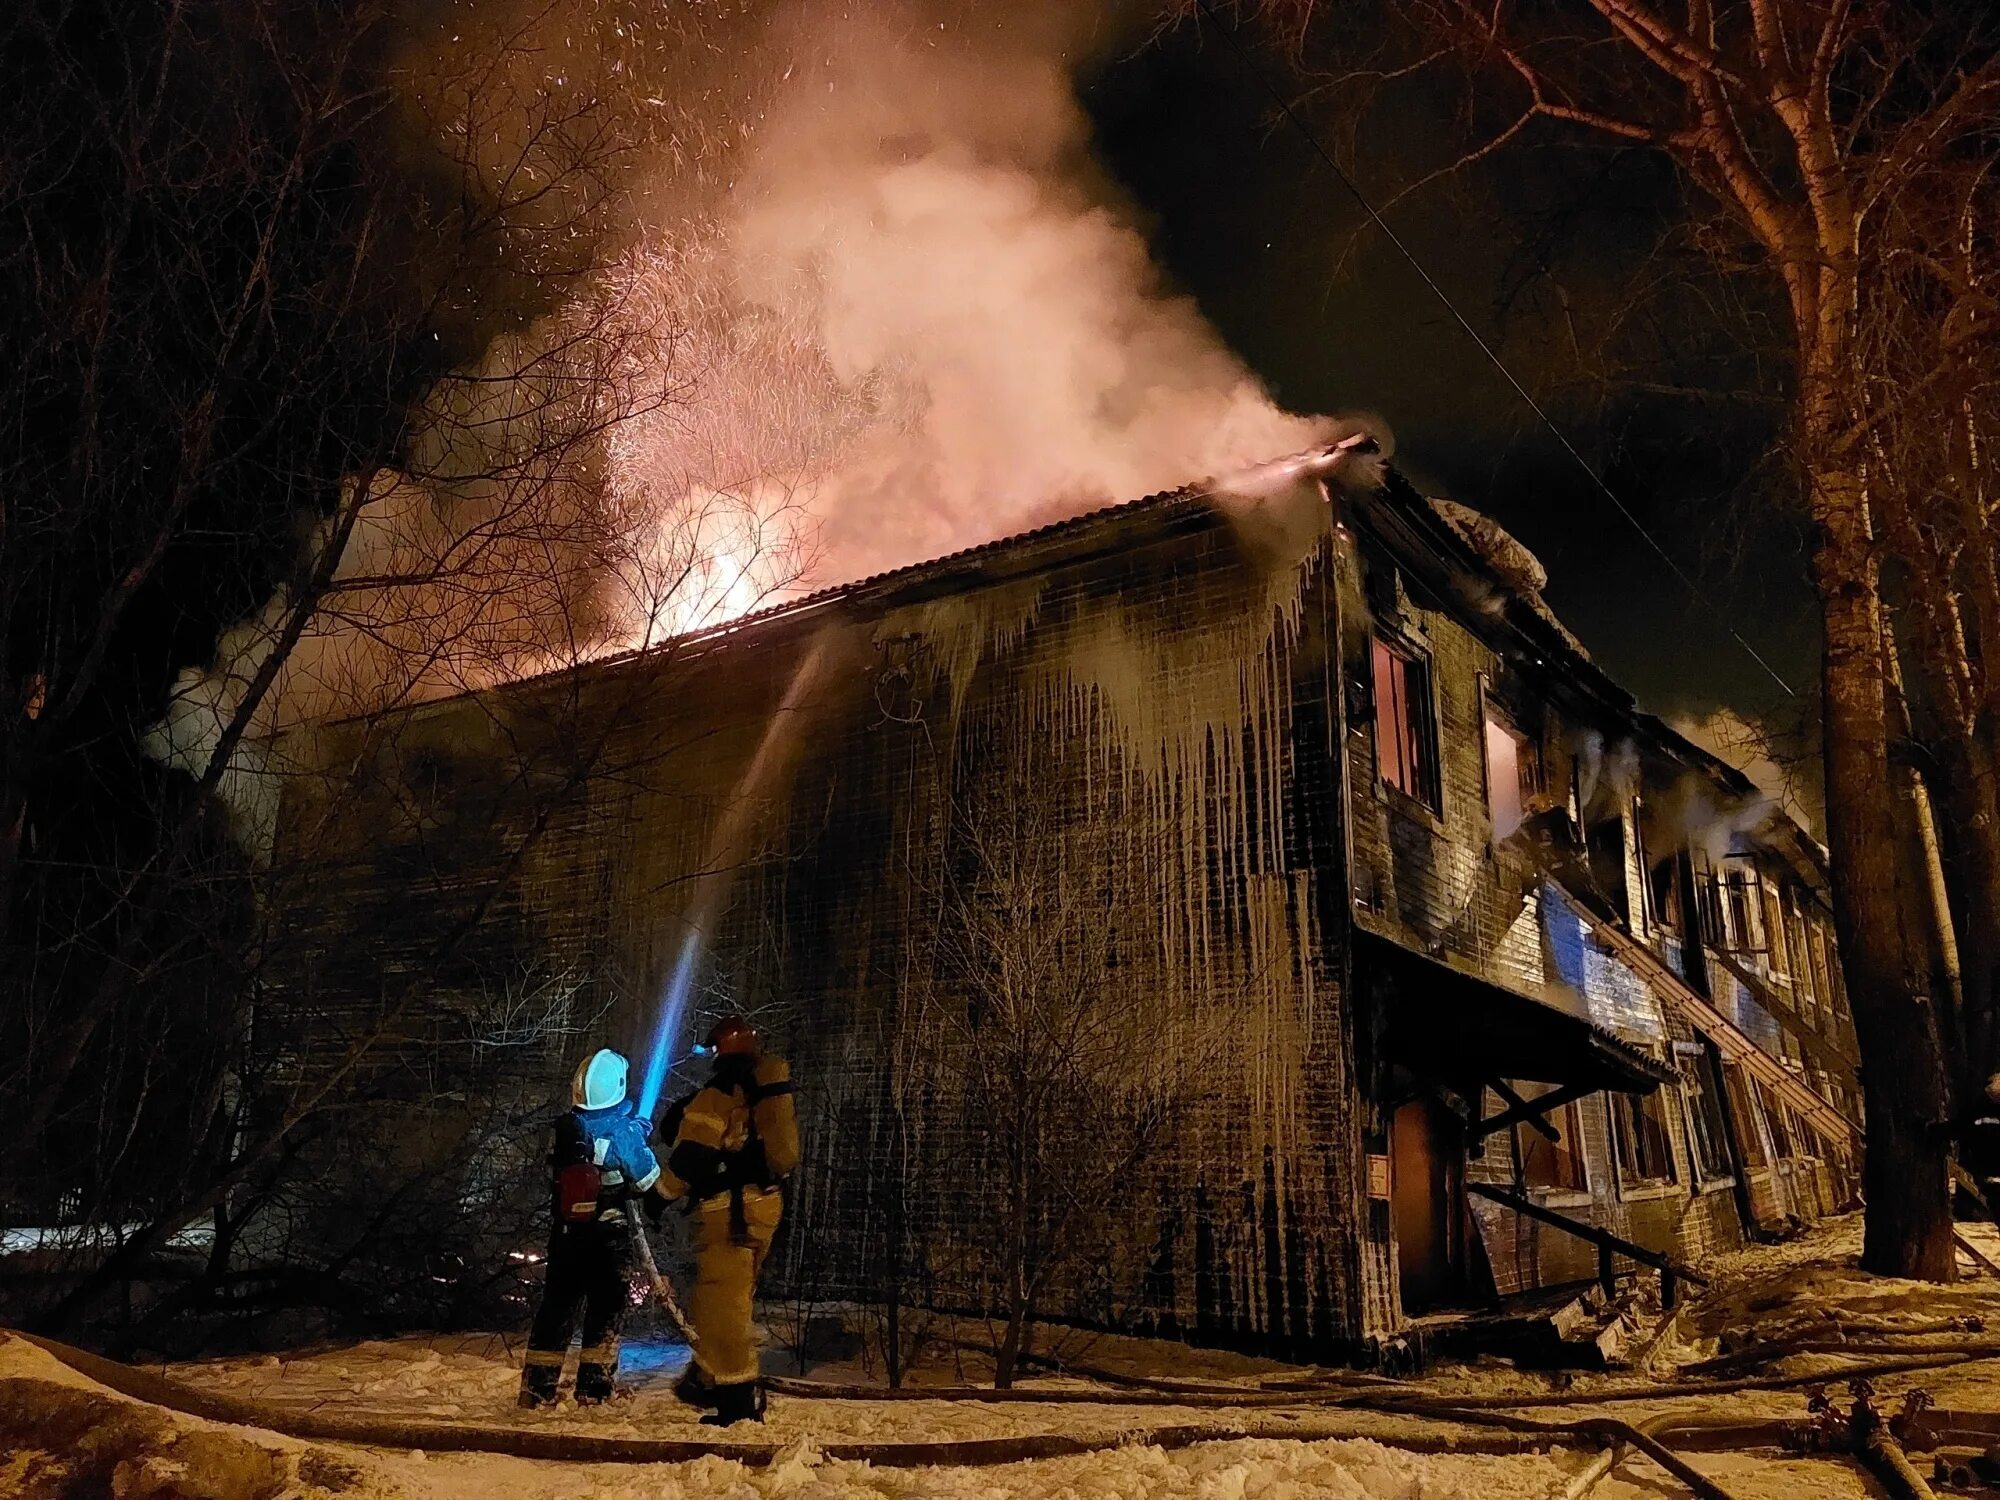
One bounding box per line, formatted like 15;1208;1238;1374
1081;20;1820;729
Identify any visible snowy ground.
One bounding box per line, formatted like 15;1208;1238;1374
6;1213;1999;1499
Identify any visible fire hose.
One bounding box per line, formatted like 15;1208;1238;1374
631;1220;696;1344
13;1330;1996;1489
2;1331;1590;1468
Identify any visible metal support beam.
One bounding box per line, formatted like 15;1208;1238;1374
1469;1181;1709;1296
1475;1080;1597;1143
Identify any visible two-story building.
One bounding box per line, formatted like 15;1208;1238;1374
263;439;1860;1358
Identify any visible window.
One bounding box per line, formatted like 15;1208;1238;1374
1510;1083;1588;1192
1800;1119;1825;1161
1806;915;1836;1022
1648;855;1685;932
1611;1088;1679;1189
1372;634;1440;808
1721;860;1764;952
1636;808;1684;932
1693;853;1728;947
1675;1046;1733;1184
1761;884;1792;978
1758;1080;1795;1158
1722;1065;1770;1168
1483;707;1541;841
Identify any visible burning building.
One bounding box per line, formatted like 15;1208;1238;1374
263;441;1860;1358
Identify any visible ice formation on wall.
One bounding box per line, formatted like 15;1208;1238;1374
857;463;1365;1334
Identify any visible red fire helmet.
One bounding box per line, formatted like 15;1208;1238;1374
695;1015;759;1059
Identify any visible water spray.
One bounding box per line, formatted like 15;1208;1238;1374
636;929;705;1119
632;636;831;1120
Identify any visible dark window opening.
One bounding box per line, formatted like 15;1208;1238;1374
1372;634;1441;810
1675;1047;1733;1184
1510;1083;1588;1192
1648;855;1685;932
1611;1088;1679;1189
1635;807;1683;933
1722;1066;1770;1168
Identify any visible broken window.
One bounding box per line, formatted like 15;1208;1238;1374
1758;1080;1795;1157
1722;1065;1770;1168
1648;856;1684;932
1761;883;1792;979
1721;859;1764;952
1372;634;1440;809
1635;803;1683;932
1675;1045;1733;1184
1511;1083;1588;1193
1611;1086;1679;1189
1482;707;1541;842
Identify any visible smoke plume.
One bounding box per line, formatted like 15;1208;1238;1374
150;0;1339;831
605;3;1330;606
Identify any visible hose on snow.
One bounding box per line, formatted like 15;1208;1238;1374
20;1330;1999;1492
2;1332;1583;1470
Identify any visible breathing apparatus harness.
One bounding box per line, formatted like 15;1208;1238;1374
551;1112;624;1226
662;1053;793;1243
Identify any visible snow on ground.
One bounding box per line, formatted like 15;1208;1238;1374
10;1212;1997;1499
3;1332;1583;1500
170;1328;1501;1449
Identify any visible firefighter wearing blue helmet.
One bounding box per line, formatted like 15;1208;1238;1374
518;1047;673;1407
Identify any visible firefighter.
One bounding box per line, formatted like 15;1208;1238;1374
657;1015;799;1426
518;1047;671;1408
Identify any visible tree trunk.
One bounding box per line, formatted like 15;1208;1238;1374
1882;623;1965;1060
993;1282;1032;1391
1813;464;1957;1280
1927;719;2000;1104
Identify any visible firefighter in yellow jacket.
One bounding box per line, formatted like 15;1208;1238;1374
656;1015;798;1426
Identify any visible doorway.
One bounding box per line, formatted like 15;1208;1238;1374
1392;1095;1465;1312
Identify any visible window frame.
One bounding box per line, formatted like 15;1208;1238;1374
1508;1082;1592;1199
1479;690;1543;848
1673;1042;1736;1188
1757;1079;1796;1159
1609;1082;1681;1196
1720;857;1766;954
1371;631;1443;813
1721;1063;1772;1170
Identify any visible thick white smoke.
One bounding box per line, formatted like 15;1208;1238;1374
150;1;1337;835
606;3;1329;612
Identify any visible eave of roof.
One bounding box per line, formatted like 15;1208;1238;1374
1348;469;1825;883
288;443;1828;884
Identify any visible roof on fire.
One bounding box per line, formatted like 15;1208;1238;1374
308;439;1822;884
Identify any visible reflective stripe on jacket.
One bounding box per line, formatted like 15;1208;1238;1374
661;1055;799;1201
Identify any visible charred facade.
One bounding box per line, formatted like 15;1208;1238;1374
265;450;1861;1356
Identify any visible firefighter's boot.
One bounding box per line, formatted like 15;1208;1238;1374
673;1362;717;1409
700;1381;765;1426
518;1358;561;1409
575;1349;619;1404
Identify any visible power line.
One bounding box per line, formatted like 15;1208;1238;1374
1192;0;1797;698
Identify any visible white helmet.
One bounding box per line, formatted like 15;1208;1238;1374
572;1048;629;1111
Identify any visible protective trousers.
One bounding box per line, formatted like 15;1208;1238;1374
689;1185;782;1386
521;1221;630;1403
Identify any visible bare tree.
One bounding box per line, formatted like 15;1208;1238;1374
1195;0;2000;1278
0;0;813;1341
899;761;1223;1388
